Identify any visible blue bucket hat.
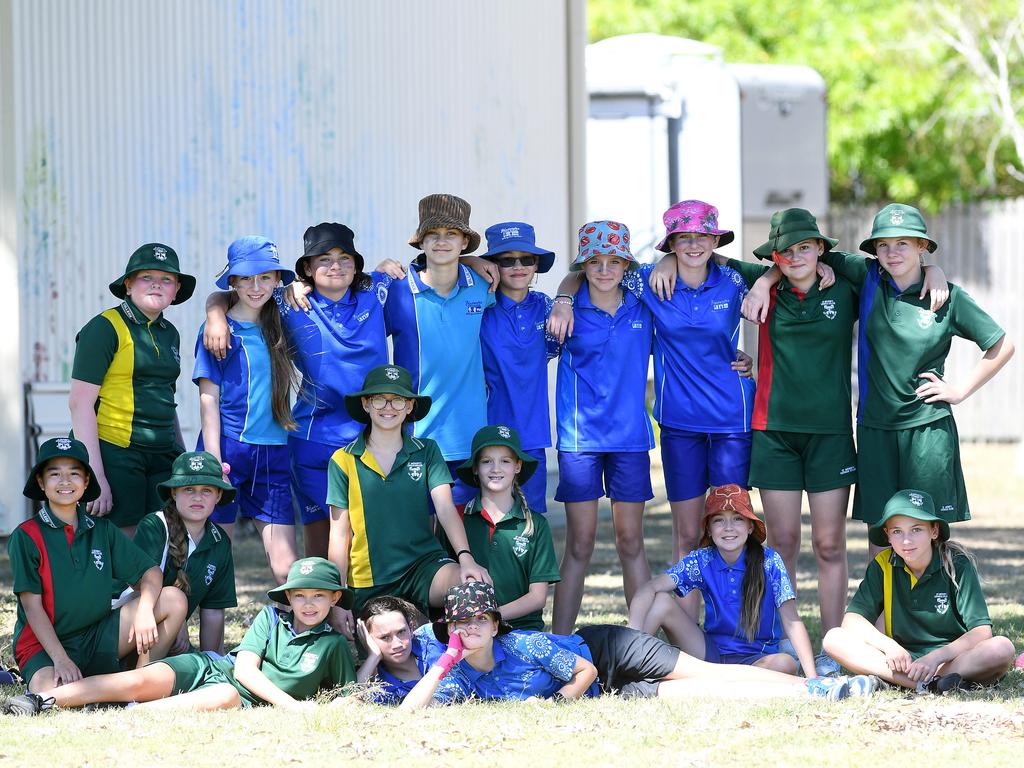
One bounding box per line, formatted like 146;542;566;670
215;236;295;290
479;222;555;274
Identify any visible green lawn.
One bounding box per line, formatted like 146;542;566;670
2;443;1023;765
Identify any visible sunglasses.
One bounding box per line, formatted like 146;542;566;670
494;255;539;269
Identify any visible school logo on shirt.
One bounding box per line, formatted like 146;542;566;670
56;437;72;451
934;592;949;615
631;321;645;329
153;246;168;261
356;311;370;323
916;308;935;329
407;462;424;481
821;299;837;320
299;652;319;673
189;456;205;472
465;301;483;315
205;563;217;586
91;549;105;571
908;492;925;507
712;301;730;311
512;535;530;558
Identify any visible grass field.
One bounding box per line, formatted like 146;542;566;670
1;444;1023;766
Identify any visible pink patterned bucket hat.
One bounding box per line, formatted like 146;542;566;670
655;200;734;252
571;220;639;272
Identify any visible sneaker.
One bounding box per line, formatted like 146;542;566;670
847;674;879;697
806;676;850;701
924;672;963;695
814;651;843;678
0;692;55;716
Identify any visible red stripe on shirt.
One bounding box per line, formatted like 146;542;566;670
14;520;57;665
751;287;778;430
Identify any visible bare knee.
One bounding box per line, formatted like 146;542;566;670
565;533;596;562
211;683;242;709
159;586;189;619
759;653;797;674
27;668;57;694
821;627;846;656
614;529;646;560
983;636;1017;670
811;535;846;564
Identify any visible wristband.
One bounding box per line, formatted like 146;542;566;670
456;549;472;560
553;293;574;306
433;647;462;679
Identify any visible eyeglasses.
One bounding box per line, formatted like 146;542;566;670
368;396;409;411
494;255;539;268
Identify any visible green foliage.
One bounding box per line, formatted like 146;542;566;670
589;0;1024;210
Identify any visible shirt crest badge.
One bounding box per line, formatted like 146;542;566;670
890;209;905;225
55;437;72;451
205;563;216;586
153;246;168;261
916;308;935;329
189;456;205;472
299;652;319;673
934;592;949;615
512;535;529;558
407;461;424;481
908;492;924;507
92;549;105;571
821;299;837;320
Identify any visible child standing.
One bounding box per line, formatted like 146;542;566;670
452;425;560;631
121;451;237;656
478;222;560;512
824;490;1015;691
628;485;818;678
8;438;187;693
70;244;196;535
2;558;356;714
550;221;654;634
193;236;298;582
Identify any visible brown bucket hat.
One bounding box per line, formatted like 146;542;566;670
408;193;481;254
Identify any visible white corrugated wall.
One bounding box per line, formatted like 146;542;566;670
2;0;584;531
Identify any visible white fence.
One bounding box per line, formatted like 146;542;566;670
827;200;1024;442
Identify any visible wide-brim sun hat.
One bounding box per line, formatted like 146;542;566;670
859;203;938;255
24;436;101;503
157;450;236;504
296;222;365;277
267;557;354;608
109;243;197;305
655;199;735;253
409;193;481;254
868;489;950;547
215;235;295;290
455;425;539;487
571;220;639;271
699;484;766;548
752;208;840;261
432;581;513;644
479;221;555;274
343;365;432;424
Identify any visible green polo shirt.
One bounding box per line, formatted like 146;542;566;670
72;298;182;450
233;605;356;702
130;511;237;618
823;251;1005;429
847;548;991;657
456;497;561;631
326;433;451;588
728;258;859;433
8;506;155;662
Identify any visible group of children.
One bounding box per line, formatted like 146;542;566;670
2;193;1020;714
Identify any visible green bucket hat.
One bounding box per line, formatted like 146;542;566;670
24;436;100;503
157;451;236;504
455;425;539;487
752;208;839;261
343;365;432;424
859;203;938;255
868;489;950;547
267;557;354;608
108;243;197;305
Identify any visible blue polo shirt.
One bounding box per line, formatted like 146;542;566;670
666;545;795;657
384;264;496;461
555;282;654;452
481;290;561;451
278;277;390;445
622;263;754;433
443;629;601;701
370;626;465;705
193;318;287;445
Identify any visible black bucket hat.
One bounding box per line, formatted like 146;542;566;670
296;222;365;278
24;437;100;503
343;365;431;424
455;425;539;487
109;243;196;305
267;557;354;609
432;581;512;644
157;451;236;504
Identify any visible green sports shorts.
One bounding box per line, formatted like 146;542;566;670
157;652;256;708
748;430;857;492
853;416;968;525
99;440;181;527
19;607;122;685
351;549;456;616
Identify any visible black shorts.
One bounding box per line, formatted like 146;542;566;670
576;625;680;699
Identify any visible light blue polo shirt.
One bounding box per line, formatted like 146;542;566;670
623;262;754;433
384;264;496;461
481;290;561;451
666;545;795;658
555;282;654;452
278;277;390;445
193;318;287;445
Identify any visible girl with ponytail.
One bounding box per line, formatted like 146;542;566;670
628;485;819;678
450;426;560;631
